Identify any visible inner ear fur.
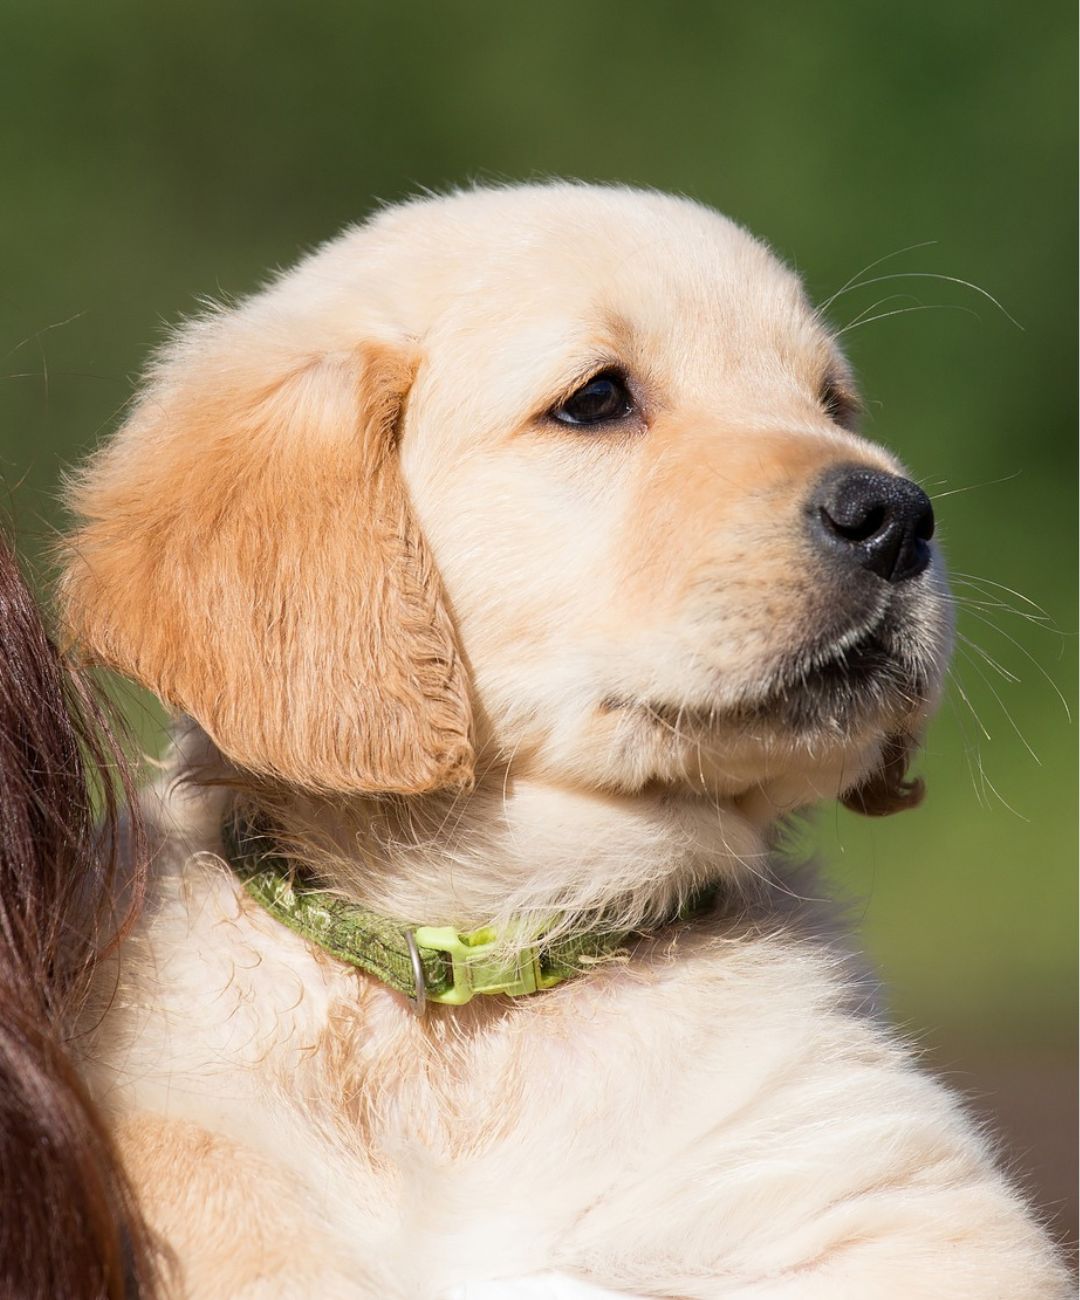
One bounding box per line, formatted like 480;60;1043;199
840;733;924;817
60;332;474;796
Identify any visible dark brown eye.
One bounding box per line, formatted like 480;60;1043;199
820;376;858;429
552;370;634;426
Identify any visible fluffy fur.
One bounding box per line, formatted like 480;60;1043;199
60;184;1068;1297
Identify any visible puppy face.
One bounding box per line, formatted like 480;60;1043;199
62;184;951;815
391;187;951;809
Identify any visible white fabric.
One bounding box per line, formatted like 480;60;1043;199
445;1272;647;1299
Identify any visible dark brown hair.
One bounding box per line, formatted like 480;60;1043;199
840;733;925;818
0;536;159;1298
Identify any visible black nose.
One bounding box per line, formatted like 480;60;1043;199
811;466;935;583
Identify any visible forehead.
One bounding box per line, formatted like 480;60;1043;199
369;186;836;406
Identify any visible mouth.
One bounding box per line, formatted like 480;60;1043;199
610;622;926;742
606;579;949;751
741;619;925;734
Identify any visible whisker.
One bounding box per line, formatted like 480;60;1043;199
826;271;1022;331
928;470;1023;501
817;240;940;314
840;292;922;331
837;303;979;336
947;666;992;742
955;631;1021;685
949;571;1054;621
960;606;1072;722
955;644;1041;766
943;590;1053;629
944;672;991;809
970;762;1027;820
945;663;1030;819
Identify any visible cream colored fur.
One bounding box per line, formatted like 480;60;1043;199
64;185;1068;1297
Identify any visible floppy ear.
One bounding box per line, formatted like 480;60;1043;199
60;323;474;796
840;733;924;817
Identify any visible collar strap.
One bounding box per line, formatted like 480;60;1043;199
222;817;716;1013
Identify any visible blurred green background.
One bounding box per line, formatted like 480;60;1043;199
2;0;1075;1246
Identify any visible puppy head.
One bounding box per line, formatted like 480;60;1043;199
390;186;952;815
61;184;951;816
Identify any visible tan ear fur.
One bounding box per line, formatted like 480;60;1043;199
60;334;474;795
840;734;924;817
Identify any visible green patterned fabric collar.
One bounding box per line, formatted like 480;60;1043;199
222;816;719;1016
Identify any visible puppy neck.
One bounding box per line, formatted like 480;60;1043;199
173;724;772;939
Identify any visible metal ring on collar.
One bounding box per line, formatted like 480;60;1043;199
404;929;427;1017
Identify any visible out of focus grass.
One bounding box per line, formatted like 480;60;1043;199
2;0;1074;1059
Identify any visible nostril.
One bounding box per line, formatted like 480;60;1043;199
819;502;888;544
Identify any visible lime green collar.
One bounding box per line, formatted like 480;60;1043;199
223;817;718;1015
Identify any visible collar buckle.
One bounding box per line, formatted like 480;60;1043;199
412;924;563;1007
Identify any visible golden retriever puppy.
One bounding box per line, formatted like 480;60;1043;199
60;183;1068;1298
